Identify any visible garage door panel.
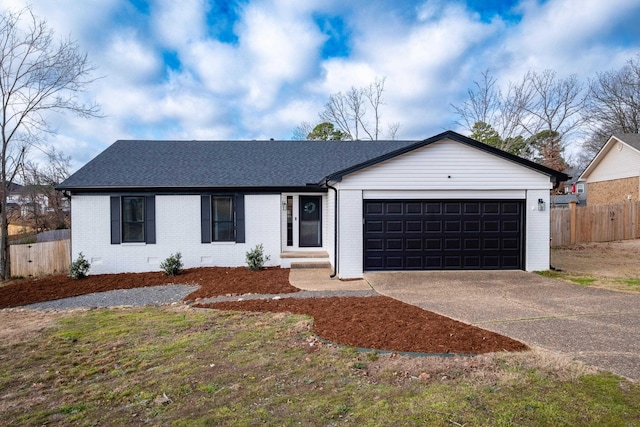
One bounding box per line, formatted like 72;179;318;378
364;200;524;271
445;221;461;232
502;255;520;268
444;203;461;214
483;220;499;232
483;256;500;268
463;238;481;250
406;202;423;214
444;238;461;250
464;220;480;232
444;256;462;268
425;257;442;268
386;239;403;250
463;202;480;214
483;203;500;214
464;256;481;268
502;202;520;214
426;220;441;232
502;220;520;232
483;238;500;250
385;203;403;214
426;203;442;214
425;239;442;250
406;220;423;233
365;203;384;215
405;256;423;269
386;256;403;268
406;238;423;250
386;221;403;233
367;256;383;269
366;220;383;233
366;239;383;250
502;238;519;250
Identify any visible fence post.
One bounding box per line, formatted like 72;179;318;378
569;201;577;244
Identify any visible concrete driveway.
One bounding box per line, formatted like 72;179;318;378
365;271;640;381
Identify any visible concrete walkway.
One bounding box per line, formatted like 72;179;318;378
289;268;372;291
365;271;640;381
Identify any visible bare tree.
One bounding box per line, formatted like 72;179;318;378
320;77;394;140
18;148;70;232
585;55;640;156
386;122;401;140
452;70;531;154
291;121;314;140
520;70;587;170
0;7;99;279
453;69;586;169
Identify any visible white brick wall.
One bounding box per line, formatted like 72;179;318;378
337;190;363;279
525;190;551;271
71;194;281;274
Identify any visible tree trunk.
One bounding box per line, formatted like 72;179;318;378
1;180;10;280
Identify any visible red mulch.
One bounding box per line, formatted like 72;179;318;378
197;296;528;354
0;267;528;354
0;267;296;309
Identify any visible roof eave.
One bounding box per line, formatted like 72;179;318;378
58;185;327;194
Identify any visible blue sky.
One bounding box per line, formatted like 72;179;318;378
6;0;640;171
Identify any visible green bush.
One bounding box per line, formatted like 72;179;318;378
160;252;183;276
69;252;90;279
246;244;270;271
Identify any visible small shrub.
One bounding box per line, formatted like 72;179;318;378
246;244;270;271
160;252;183;276
69;252;90;279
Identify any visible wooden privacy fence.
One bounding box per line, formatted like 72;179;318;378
10;239;70;278
550;201;640;247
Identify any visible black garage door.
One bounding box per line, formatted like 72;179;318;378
364;200;524;271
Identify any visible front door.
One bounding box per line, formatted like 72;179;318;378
299;196;322;247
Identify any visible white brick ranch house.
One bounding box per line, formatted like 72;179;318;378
57;131;567;279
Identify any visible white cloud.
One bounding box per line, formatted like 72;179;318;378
235;2;325;109
2;0;640;168
102;31;161;84
150;0;208;49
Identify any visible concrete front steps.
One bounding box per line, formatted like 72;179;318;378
280;251;331;269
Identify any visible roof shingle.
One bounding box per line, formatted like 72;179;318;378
58;139;417;190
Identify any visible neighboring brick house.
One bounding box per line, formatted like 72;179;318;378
579;134;640;206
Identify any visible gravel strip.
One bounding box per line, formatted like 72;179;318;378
20;287;379;311
192;289;379;305
22;285;200;310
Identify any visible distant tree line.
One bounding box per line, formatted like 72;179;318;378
451;56;640;173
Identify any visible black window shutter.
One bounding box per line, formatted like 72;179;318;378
110;196;121;244
145;196;156;244
201;195;211;243
235;193;245;243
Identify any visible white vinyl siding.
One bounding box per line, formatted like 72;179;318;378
584;141;640;182
338;139;550;191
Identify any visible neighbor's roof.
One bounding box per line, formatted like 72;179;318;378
58;130;568;191
580;133;640;180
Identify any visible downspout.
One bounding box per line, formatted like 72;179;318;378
325;179;338;278
62;190;72;265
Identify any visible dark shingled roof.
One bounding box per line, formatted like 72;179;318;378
58;139;417;190
58;130;569;191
